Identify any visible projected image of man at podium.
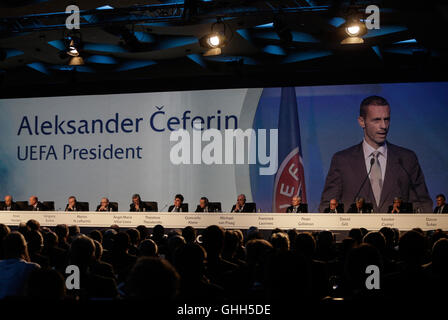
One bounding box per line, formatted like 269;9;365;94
320;96;433;213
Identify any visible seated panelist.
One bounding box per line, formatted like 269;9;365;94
231;194;256;213
388;197;408;213
323;199;343;213
347;197;371;213
168;194;186;212
286;196;308;213
195;197;215;213
130;194;148;212
1;195;19;211
29;196;46;211
96;197;116;212
65;196;83;212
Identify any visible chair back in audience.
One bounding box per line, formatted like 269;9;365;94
143;201;158;212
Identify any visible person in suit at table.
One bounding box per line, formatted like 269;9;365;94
324;199;343;213
96;197;116;212
347;197;371;213
1;195;19;211
129;194;148;212
231;194;256;213
65;196;82;212
434;194;448;213
195;197;214;213
388;197;408;213
319;95;432;214
168;194;185;212
28;196;46;211
286;196;308;213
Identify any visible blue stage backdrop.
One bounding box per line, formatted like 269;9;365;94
0;82;447;212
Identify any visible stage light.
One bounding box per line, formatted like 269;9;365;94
199;18;231;55
346;23;361;36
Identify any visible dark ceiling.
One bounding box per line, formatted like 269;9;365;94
1;0;448;98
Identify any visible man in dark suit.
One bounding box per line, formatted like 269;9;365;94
320;96;432;213
231;194;256;213
388;197;409;213
29;195;46;211
168;194;187;212
323;199;343;213
129;194;149;212
65;196;83;212
286;196;308;213
96;197;117;212
195;197;216;213
347;197;372;213
1;195;19;211
433;194;448;213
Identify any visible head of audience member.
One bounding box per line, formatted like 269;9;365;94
93;240;103;261
3;231;30;261
4;195;13;207
69;235;95;269
67;196;77;209
358;95;390;148
329;199;338;211
166;235;186;262
246;226;263;242
393;197;403;210
291;196;301;207
182;226;197;244
344;243;383;295
152;224;166;243
138;239;158;257
26;230;44;254
201;225;225;259
102;229;117;251
89;230;103;244
237;194;246;207
26;219;40;232
126;257;180;300
199;197;209;209
294;232;316;259
356;197;365;210
431;238;448;274
222;230;239;260
68;225;81;240
174;243;206;281
174;194;184;208
26;268;66;300
0;224;10;241
132;194;142;206
113;232;131;255
399;230;427;267
363;231;386;255
270;232;290;251
42;231;58;251
349;228;363;245
436;194;446;207
379;227;395;249
316;230;335;260
55;224;69;241
126;228;141;247
136;225;149;240
245;239;273;267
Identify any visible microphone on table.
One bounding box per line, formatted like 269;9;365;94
397;158;421;212
352;157;375;207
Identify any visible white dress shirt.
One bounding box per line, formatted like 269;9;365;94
363;139;387;183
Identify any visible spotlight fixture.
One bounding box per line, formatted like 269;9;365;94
62;33;84;65
199;18;231;56
340;16;367;44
